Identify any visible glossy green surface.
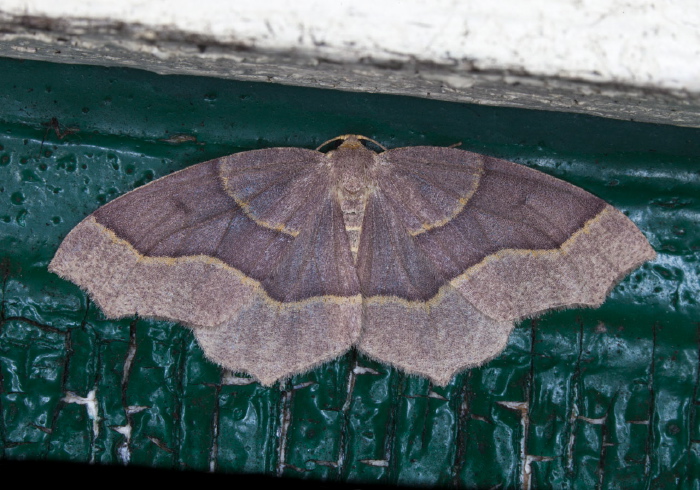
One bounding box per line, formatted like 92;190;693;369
0;57;698;488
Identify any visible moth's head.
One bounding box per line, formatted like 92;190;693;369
338;135;364;150
316;134;386;154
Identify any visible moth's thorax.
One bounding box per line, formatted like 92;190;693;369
327;143;378;262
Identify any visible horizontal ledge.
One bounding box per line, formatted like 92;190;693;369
1;2;698;128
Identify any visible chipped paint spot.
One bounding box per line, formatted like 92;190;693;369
63;389;100;438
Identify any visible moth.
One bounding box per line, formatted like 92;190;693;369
50;135;656;385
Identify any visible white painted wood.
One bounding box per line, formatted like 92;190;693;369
1;0;698;126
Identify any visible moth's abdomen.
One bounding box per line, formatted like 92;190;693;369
336;186;371;263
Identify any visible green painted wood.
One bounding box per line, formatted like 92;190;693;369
0;57;698;488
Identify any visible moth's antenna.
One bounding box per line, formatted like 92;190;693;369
316;134;387;152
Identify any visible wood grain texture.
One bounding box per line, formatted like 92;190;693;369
49;135;656;385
